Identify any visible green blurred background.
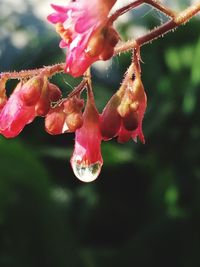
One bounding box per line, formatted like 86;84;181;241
0;1;200;266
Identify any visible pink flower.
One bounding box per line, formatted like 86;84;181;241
0;83;36;138
71;97;103;182
0;77;62;138
117;77;147;143
100;75;147;143
47;0;118;77
45;96;84;135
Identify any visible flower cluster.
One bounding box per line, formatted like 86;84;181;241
0;66;147;181
0;0;148;182
1;0;199;181
100;69;147;144
0;76;61;138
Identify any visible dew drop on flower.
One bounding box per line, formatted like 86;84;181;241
71;161;102;182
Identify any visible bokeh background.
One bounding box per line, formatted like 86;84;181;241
0;0;200;266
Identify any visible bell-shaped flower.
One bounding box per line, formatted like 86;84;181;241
47;0;119;77
0;83;36;138
71;97;103;182
0;76;63;138
117;76;147;143
45;96;84;135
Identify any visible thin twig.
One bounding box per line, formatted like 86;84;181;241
1;2;200;80
0;63;65;80
115;2;200;54
109;0;143;23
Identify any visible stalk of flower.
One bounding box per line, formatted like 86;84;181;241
0;77;8;111
117;75;147;144
48;82;62;102
70;81;103;182
0;82;36;138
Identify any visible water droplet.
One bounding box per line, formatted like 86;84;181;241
71;160;102;182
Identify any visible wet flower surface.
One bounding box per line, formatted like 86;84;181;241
71;97;103;182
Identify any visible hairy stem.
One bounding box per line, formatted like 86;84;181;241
115;2;200;54
66;79;87;99
0;3;200;80
0;63;65;80
109;0;143;23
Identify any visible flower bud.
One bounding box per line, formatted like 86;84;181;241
116;76;147;143
86;29;105;57
100;93;122;140
63;96;84;114
35;80;51;116
99;26;119;60
65;112;83;132
45;106;66;135
35;97;50;116
45;96;84;134
20;76;43;106
86;25;119;60
118;77;146;133
48;82;62;102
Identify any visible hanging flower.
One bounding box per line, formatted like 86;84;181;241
45;96;84;135
100;74;147;144
71;95;103;182
47;0;119;77
0;76;62;138
0;82;36;138
117;76;147;143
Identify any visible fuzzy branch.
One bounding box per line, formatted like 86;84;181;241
1;1;200;80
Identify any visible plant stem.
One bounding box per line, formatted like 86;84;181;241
109;0;143;23
0;63;65;80
65;79;87;99
1;3;200;80
115;2;200;54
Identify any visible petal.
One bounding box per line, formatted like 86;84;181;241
75;16;97;33
0;84;36;138
132;125;145;144
117;125;132;143
59;39;68;48
51;4;68;13
47;13;68;23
